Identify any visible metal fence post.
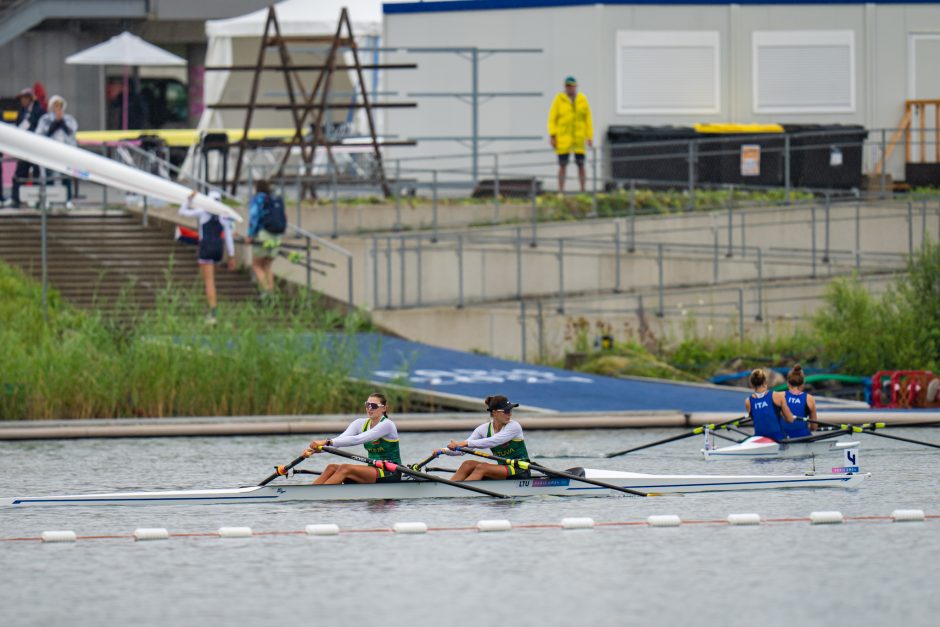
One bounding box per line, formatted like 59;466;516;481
590;144;598;217
416;235;423;307
347;255;353;307
784;135;791;204
614;221;622;293
628;182;636;252
394;160;401;231
530;178;538;247
557;238;565;314
331;165;339;238
520;299;527;362
657;243;664;317
823;193;831;263
737;288;745;341
386;236;393;309
305;235;312;290
811;205;817;278
536;299;545;363
740;212;746;258
712;228;719;284
493;155;500;224
756;248;764;321
399;236;406;307
372;236;379;308
726;186;734;257
296;166;303;229
855;201;861;259
515;227;523;300
880;129;888;200
457;234;464;309
686;140;696;211
431;170;439;243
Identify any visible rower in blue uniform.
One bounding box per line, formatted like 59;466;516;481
745;368;796;441
782;364;816;439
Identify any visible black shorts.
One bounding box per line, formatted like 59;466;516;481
502;463;532;480
558;153;585;166
375;467;402;483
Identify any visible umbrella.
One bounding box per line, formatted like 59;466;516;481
65;32;186;130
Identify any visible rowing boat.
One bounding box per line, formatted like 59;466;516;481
0;468;868;507
703;435;861;460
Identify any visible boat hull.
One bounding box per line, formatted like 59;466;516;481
703;436;861;460
0;468;869;507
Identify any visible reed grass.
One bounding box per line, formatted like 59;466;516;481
0;261;385;420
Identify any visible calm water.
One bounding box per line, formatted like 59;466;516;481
2;428;939;627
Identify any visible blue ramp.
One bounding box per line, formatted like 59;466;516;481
351;334;746;414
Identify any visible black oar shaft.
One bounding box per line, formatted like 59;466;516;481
456;447;649;497
321;446;510;499
259;453;308;486
859;429;940;450
810;419;940;450
604;416;750;458
410;452;439;471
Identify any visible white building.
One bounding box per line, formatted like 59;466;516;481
382;1;940;186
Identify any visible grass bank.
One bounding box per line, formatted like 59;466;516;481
0;262;391;420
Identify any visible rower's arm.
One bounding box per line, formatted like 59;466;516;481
331;419;395;447
466;421;523;449
775;391;796;423
807;394;818;430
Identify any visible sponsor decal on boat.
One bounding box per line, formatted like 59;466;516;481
831;466;860;474
529;478;570;488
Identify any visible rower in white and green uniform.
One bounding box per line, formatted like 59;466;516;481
306;392;402;484
439;395;531;481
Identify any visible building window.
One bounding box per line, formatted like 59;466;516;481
753;30;855;114
615;31;720;115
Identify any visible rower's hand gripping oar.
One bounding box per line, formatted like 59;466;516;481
259;453;309;486
408;451;441;472
604;416;751;459
810;420;940;450
319;445;511;499
455;447;650;497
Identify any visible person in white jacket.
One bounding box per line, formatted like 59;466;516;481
35;95;78;209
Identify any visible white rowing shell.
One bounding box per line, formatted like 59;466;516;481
0;122;241;222
702;435;861;460
0;468;869;507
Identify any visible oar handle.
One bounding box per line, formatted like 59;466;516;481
321;446;510;499
455;446;649;498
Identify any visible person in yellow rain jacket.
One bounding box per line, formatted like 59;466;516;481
547;76;593;194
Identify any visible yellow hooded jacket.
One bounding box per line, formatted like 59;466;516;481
547;91;593;155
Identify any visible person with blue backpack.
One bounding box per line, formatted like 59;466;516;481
179;189;236;322
246;179;286;298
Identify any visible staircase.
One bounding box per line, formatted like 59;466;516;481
0;211;261;314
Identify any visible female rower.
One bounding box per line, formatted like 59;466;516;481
305;392;402;484
782;364;817;438
746;368;796;441
439;395;531;481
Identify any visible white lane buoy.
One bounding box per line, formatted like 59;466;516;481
477;519;512;532
560;517;595;530
133;528;169;541
305;523;340;536
393;522;428;534
41;530;77;543
891;509;926;522
647;515;682;527
810;511;844;525
218;526;253;538
727;513;761;526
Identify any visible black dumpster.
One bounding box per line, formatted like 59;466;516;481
782;124;868;190
695;128;786;188
606;126;698;187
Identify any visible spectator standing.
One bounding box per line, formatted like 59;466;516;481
35;95;79;210
547;76;593;194
5;88;45;208
179;190;237;323
246;179;285;299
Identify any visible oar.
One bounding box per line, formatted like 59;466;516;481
604;416;751;458
455;447;650;497
811;420;940;450
408;452;440;471
320;445;510;499
258;452;309;486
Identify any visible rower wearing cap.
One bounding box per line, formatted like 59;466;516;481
746;369;796;441
782;364;816;438
439;395;531;481
305;392;403;484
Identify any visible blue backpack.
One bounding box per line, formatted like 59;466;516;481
261;194;287;234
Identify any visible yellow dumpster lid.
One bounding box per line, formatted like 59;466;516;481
76;128;296;148
694;123;784;134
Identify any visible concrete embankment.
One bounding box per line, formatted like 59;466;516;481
1;410;937;440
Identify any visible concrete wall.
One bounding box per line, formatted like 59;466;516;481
384;3;940;184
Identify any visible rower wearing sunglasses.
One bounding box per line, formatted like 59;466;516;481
305;392;402;484
438;395;531;481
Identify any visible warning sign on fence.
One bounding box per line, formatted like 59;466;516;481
740;144;761;176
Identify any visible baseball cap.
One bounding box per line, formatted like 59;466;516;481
487;398;520;412
564;76;577;85
17;87;34;98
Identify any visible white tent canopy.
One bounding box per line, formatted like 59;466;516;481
206;0;382;38
65;31;185;66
